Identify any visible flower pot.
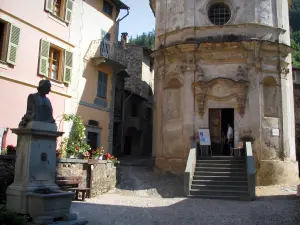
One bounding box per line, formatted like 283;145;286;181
83;156;89;160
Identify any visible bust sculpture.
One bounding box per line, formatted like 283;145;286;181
19;80;55;128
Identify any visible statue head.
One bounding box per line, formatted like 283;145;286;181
37;80;51;96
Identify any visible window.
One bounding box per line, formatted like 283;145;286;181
45;0;73;22
0;20;20;65
208;2;231;25
39;39;73;84
103;0;113;17
97;71;108;98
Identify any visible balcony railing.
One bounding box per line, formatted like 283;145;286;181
85;38;130;67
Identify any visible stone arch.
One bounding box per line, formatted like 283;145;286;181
263;76;278;118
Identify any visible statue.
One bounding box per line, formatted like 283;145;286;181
19;80;55;128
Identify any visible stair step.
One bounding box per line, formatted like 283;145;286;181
191;184;248;191
196;160;245;164
190;189;248;197
194;171;246;175
192;180;248;186
187;195;248;200
195;163;245;168
195;167;245;172
193;175;247;181
197;156;244;160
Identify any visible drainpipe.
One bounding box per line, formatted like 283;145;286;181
120;90;133;154
117;9;130;22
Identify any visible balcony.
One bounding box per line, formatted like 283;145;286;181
85;39;131;70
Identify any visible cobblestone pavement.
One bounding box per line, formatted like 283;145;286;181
72;165;300;225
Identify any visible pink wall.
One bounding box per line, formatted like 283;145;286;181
0;79;66;146
0;0;71;146
0;0;70;42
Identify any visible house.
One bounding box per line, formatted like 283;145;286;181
0;0;130;155
112;44;154;157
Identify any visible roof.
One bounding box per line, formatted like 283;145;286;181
149;0;155;16
111;0;130;10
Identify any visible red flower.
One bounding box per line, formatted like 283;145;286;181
75;146;79;151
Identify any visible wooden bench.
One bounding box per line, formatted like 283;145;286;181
56;176;90;201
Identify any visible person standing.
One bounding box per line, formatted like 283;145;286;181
227;123;234;155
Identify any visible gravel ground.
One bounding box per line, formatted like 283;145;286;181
71;165;300;225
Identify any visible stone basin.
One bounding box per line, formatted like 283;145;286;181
27;188;75;224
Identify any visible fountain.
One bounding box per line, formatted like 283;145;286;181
6;80;88;225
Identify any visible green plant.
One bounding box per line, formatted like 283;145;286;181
59;114;91;157
1;148;7;155
0;206;28;225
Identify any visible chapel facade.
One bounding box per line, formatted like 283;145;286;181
150;0;298;185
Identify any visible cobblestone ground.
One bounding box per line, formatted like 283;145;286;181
72;165;300;225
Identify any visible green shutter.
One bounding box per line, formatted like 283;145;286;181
65;0;73;23
63;50;73;84
39;39;50;76
45;0;53;12
6;24;20;65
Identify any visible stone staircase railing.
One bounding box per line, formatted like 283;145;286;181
245;142;256;200
184;142;197;196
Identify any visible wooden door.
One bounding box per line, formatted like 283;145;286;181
209;109;222;156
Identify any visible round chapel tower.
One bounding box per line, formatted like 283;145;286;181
150;0;298;185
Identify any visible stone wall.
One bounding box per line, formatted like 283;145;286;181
294;84;300;158
0;156;117;201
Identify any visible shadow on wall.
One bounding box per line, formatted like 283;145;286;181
71;194;300;225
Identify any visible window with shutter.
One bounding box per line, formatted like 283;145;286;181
97;71;108;99
45;0;72;22
63;50;73;84
0;20;20;65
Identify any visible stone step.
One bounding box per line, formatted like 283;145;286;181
187;195;249;200
192;180;248;186
195;163;245;168
193;175;247;181
195;167;246;172
196;160;245;164
197;156;244;160
189;189;249;197
194;171;246;176
191;184;248;191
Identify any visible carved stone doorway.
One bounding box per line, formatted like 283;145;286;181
209;108;234;156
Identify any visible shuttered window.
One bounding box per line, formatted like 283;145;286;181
0;19;20;65
38;39;73;84
97;71;108;99
45;0;73;23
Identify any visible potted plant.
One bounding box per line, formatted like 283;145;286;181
92;147;104;160
239;135;255;156
56;149;62;158
104;152;120;164
6;145;16;155
82;151;90;160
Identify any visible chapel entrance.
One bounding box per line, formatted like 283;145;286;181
209;108;234;156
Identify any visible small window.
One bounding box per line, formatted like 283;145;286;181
48;45;63;81
208;2;231;25
103;0;113;17
45;0;73;23
97;71;108;98
39;39;73;84
0;20;20;65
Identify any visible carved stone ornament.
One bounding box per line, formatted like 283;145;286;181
236;66;247;81
196;66;205;82
192;78;249;117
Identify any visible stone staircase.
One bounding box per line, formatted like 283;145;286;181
189;156;250;200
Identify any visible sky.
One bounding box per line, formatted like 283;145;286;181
118;0;155;39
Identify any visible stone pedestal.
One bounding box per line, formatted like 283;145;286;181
6;121;63;214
